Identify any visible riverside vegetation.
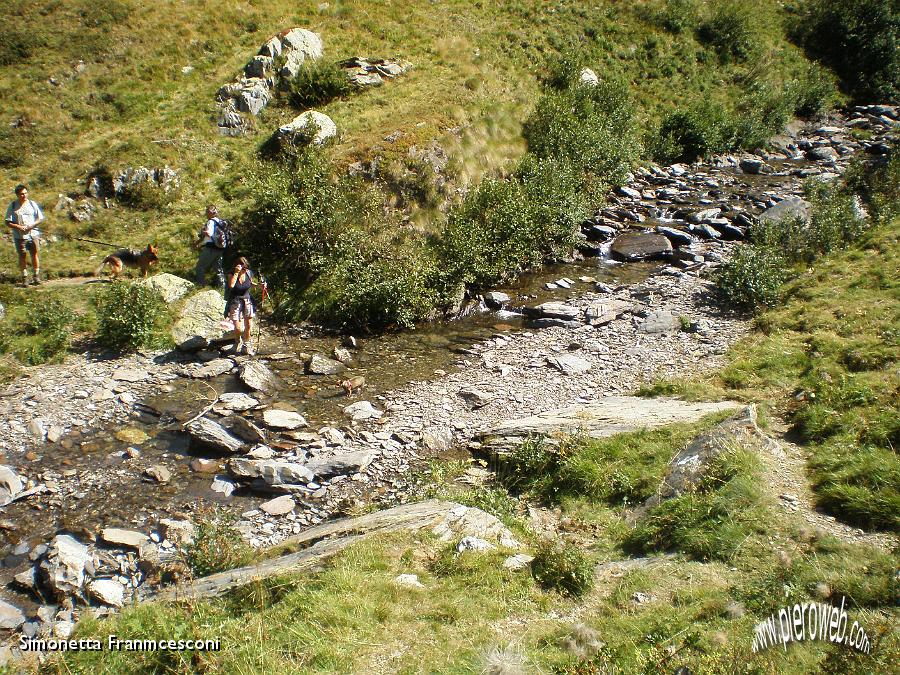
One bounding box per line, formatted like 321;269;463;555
46;118;899;674
3;0;896;358
0;0;897;672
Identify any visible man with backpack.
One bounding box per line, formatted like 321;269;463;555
194;204;229;290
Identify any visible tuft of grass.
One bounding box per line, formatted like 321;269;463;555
531;539;594;597
288;60;353;110
184;506;255;578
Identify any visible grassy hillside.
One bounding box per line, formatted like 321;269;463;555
1;0;817;281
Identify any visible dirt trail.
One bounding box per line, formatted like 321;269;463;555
761;420;896;551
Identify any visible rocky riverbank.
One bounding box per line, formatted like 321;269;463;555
0;105;895;652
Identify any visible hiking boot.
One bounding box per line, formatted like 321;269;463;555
31;276;42;286
244;344;256;357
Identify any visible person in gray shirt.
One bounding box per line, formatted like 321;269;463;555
4;184;44;286
193;204;225;290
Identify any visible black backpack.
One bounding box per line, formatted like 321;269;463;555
212;218;235;249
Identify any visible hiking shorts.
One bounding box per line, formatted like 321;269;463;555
14;237;37;255
227;297;255;322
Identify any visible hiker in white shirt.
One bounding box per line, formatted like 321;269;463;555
4;184;44;286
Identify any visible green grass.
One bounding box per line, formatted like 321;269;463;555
1;1;824;318
643;223;900;531
47;415;900;673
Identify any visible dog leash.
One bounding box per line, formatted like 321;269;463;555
73;236;126;249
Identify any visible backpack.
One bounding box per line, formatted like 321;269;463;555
212;218;234;249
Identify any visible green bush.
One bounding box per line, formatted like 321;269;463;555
0;298;74;365
656;0;700;34
697;1;758;63
288;60;352;109
791;0;899;103
541;49;586;90
300;232;443;329
786;63;840;118
117;182;177;211
752;181;869;263
651;101;735;163
522;80;640;192
0;27;42;66
185;507;255;577
730;82;795;150
843;141;900;224
437;156;585;289
94;281;166;351
531;539;594;597
242;149;446;328
714;244;788;310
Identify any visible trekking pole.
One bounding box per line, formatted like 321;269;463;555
256;273;269;353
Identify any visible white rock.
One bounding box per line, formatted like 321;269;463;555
503;554;534;571
88;579;125;607
394;574;424;588
260;495;295;516
276;111;337;146
101;528;149;550
343;401;383;421
456;536;495;553
262;409;308;430
579;67;599;86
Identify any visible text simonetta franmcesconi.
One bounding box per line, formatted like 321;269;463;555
19;635;221;653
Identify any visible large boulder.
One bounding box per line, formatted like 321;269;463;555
629;406;769;521
305;450;374;478
276;111;337;146
185;417;246;454
239;361;277;393
40;535;92;599
136;273;194;304
171;290;227;349
306;353;346;375
758;197;811;226
481;397;740;455
228;458;314;486
610;233;672;262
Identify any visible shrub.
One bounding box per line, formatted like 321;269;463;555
542;49;586;90
531;539;594;597
2;298;74;365
751;180;869;263
185;507;255;577
651;101;735;163
730;82;795;150
242;149;446;328
697;1;758;63
94;281;166;351
843;141;900;224
714;244;788;309
786;63;840;118
437;156;585;289
300;232;443;329
0;27;42;66
117;182;177;211
522;80;640;192
791;0;899;104
657;0;700;34
289;60;352;109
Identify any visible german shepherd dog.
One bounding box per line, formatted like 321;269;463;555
97;244;159;278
